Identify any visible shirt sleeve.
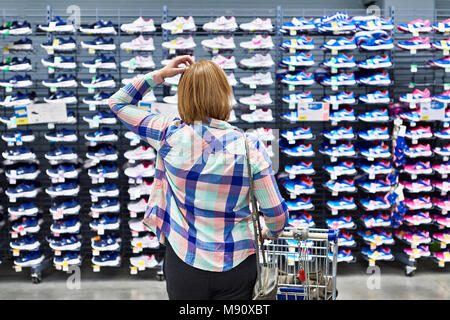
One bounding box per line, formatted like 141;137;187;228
108;71;178;152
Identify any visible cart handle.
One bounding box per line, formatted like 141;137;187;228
281;229;339;243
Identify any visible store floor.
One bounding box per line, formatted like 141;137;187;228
0;259;449;300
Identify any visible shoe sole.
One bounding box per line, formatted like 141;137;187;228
81;43;116;51
50;223;81;234
81;80;116;88
42;81;78;88
14;255;44;266
50;205;81;215
46;188;80;197
50;243;81;251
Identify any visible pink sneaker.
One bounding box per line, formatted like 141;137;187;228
404;161;432;175
433;249;450;262
404;245;431;258
404;196;432;210
403;211;432;225
433;231;450;244
433;215;450;228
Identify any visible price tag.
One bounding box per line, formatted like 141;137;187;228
442;242;447;249
249;84;257;89
97;226;104;235
46;48;54;55
289;47;296;54
445;83;450;91
55;264;62;270
289;102;295;110
438;261;445;268
411;174;417;180
89;104;96;111
288;84;295;91
289;193;296;199
3;47;9;54
369;259;376;267
412;138;418;145
289;29;297;36
370;243;377;250
249;104;256;111
130;266;138;275
332;104;339;110
212;48;219;54
92;210;100;218
331;49;338;56
169;48;176;54
48;122;55;129
88;48;96;55
62;261;69;272
439;23;446;33
410;48;417;55
89;67;96;73
409;82;416;89
54;250;61;256
288;139;295;145
53;208;64;220
410;64;417;73
138;260;145;271
93;265;100;272
331;67;338;74
10;197;16;203
92;249;100;256
88;87;95;94
332;191;338;196
331;85;338;91
330;139;336;145
132;246;141;254
369;171;375;180
131;230;139;237
11;231;18;239
331;156;337;163
331;208;338;215
48;67;55;74
14;265;22;272
289;174;296;180
50;87;57;93
288;65;295;72
12;249;20;256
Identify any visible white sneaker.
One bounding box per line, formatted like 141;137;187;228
161;55;195;66
124;145;156;161
120;35;154;51
162;36;196;50
240;53;274;68
121;55;155;69
127;198;149;213
240;18;273;31
163;94;178;104
124;162;155;178
239;92;272;105
201;36;236;50
241;109;273;123
128;218;151;232
131;234;160;249
227;73;238;86
203;16;238;32
229;109;237;122
240;35;274;49
247;128;275;141
211;55;237;69
161;16;196;33
121;17;156;33
164;73;181;86
240;72;273;86
128;180;153;198
130;254;158;269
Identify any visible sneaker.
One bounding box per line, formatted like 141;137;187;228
0;74;33;88
358;73;391;86
279;176;315;195
323;127;354;140
282;91;314;104
49;200;80;216
124;162;155;178
281;36;314;50
317;19;356;34
83;111;116;125
42;74;77;88
320;73;356;86
0;91;37;107
91;234;121;251
44;90;77;104
433;250;450;262
240;72;273;86
161;16;196;32
79;20;116;35
284;161;315;175
361;213;391;228
128;180;153;198
330;249;354;263
49;235;81;251
88;163;118;180
329;108;356;122
38;16;75;33
80;37;116;50
281;72;314;85
359;36;394;51
358;229;394;245
357;56;392;69
397;36;431;50
280;17;315;32
120;35;155;51
360;144;391;159
50;217;81;234
403;211;432;225
400;89;432;103
404;161;433;175
1;20;32;35
359;127;390;141
239;92;272;106
240;35;274;50
162;36;196;50
323;92;355;105
6;183;40;199
319;143;355;157
0;57;31;71
84;128;118;143
4;37;33;51
89;215;120;230
82;55;117;69
360;160;392;175
433;231;450;244
128;218;151;232
405;144;433;158
321;54;355;68
121;55;155;69
211;55;237;69
8;201;39;216
90;184;119;198
2;129;35;143
82;91;113;105
80;74;115;88
130;254;158;269
5;164;39;180
92;251;121;266
14;251;44;267
45;146;77;161
44;129;77;142
247;128;275;142
45;164;78;179
356;17;394;31
324;161;357;177
359;91;390;104
40;36;76;51
286;197;314;211
131;234;160;249
281;127;313;140
203;16;237;32
321;37;356;50
121;17;156;33
241;109;273;123
240;18;273;32
201;35;235;50
327;197;356;210
124;145;156;161
397;19;432;33
405;127;433;139
358;109;389;122
54;252;81;265
127;198;149;213
281;144;314;157
227;72;238;86
10;235;40;251
361;196;391;210
323;179;356;193
45;181;79;197
359;179;392;193
86;144;118;161
404;197;432;210
281;53;314;67
433;215;450;228
325;216;355;229
428;57;450;69
240;53;274;68
361;247;393;261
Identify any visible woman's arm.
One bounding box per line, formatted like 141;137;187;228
108;55;194;151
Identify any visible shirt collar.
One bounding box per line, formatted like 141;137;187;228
206;117;235;130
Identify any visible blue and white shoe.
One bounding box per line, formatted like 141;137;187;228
323;92;355;104
281;72;314;85
0;74;33;88
14;251;44;267
320;143;355;157
89;215;120;230
281;144;314;157
79;20;117;35
45;146;77;161
359;127;390;141
6;164;40;180
0;91;36;107
42;74;77;88
38;16;75;33
321;54;355;68
91;198;120;213
432;38;450;50
91;251;121;266
8;201;39;216
357;73;391;86
314;12;350;25
358;229;394;245
361;247;394;261
5;37;31;50
358;55;392;69
324;161;357;177
0;56;32;71
320;73;356;86
91;234;121;251
88;164;119;179
1;129;35;143
397;19;432;33
46;181;80;197
280;176;315;195
359;91;390;104
359;36;394;50
81;74;116;88
432;19;450;33
6;183;40;199
359;109;389;122
358;179;392;193
82;111;116;125
360;160;392;175
280;53;314;67
327;197;356;210
362;213;392;228
399;111;420;122
360;144;391;159
329;108;356;122
400;88;432;103
46;164;78;179
317;19;356;34
49;200;81;215
280;36;314;50
81;37;116;50
281;127;313;140
2;147;36;161
1;21;32;36
323;179;356;193
428;57;450;69
281;111;301;122
396;36;431;50
356;17;394;31
282;91;313;103
45;128;77;143
50;217;81;234
86;145;118;161
54;252;82;265
40;37;77;51
323;127;354;140
326;216;355;229
82;91;113;105
84;128;118;143
360;196;391;211
280;17;315;32
89;184;120;198
82;55;117;69
10;235;40;251
321;37;356;51
41;55;76;69
286;197;314;211
44;90;77;104
49;235;81;251
355;30;389;45
284;161;315;175
12;216;42;233
330;249;355;262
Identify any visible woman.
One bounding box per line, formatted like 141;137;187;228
109;55;288;300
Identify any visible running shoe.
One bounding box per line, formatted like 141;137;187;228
323;127;354;140
357;73;391;86
321;37;356;50
359;127;390;141
326;216;355;229
361;247;393;261
361;213;391;228
323;161;357;177
286;197;314;211
401;179;433;193
281;53;314;67
280;17;315;33
360;160;393;175
404;144;433;158
38;16;75;33
403;211;432;225
323;92;355;105
396;36;431;50
357;56;392;69
281;72;314;86
358;109;389;122
281;36;314;50
281;144;314;157
284;162;315;175
397;19;432;33
320;143;355;157
321;54;355;68
203;16;237;32
329;108;356;122
120;17;156;33
161;16;196;33
323;179;356;193
327;197;356;210
320;73;356;86
360;144;391;159
404;161;433;175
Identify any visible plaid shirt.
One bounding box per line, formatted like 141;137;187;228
109;72;288;272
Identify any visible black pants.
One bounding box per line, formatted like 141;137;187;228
163;242;257;300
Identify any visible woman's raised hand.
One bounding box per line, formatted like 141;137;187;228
158;55;195;80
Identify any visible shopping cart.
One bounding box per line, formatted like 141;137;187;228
263;227;339;300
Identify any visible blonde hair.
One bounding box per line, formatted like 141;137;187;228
177;59;232;124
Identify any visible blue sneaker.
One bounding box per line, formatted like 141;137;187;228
317;20;356;34
280;36;314;50
321;54;355;68
44;128;77;143
0;74;32;88
323;179;356;193
2;21;32;35
326;216;355;229
45;145;77;161
429;57;450;69
6;183;40;199
358;73;391;86
329;108;356;122
281;144;314;157
40;37;77;51
434;39;450;50
281;127;313;140
330;249;354;262
327;196;356;210
49;235;81;251
82;55;117;69
280;53;314;67
337;231;357;247
41;55;76;69
90;184;120;198
81;74;116;88
46;164;78;179
91;251;120;266
323;127;354;140
0;90;36;107
358;179;392;193
84;127;118;142
281;111;300;122
89;215;120;230
360;144;391;159
355;30;389;45
10;235;40;251
361;247;393;261
82;110;116;124
280;17;315;32
281;72;314;85
358;109;389;122
42;74;77;88
397;19;432;33
91;198;120;213
314;12;350;24
81;37;116;50
324;161;357;177
79;20;116;35
284;161;315;175
281;91;313;103
8;201;39;216
91;234;121;251
359;90;390;104
12;216;41;233
396;36;431;50
0;56;32;71
362;212;392;228
54;252;82;265
358;55;392;69
14;250;44;266
323;92;355;104
360;196;391;210
286;197;314;211
49;199;81;215
5;164;40;180
321;37;356;50
320;73;356;86
38;16;75;32
46;181;79;197
359;36;393;50
433;19;450;33
279;176;315;195
86;144;118;161
320;143;355;157
358;228;394;245
50;217;81;234
82;91;113;105
359;127;390;141
3;146;36;161
356;17;394;31
1;129;35;143
88;164;118;179
360;160;392;175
